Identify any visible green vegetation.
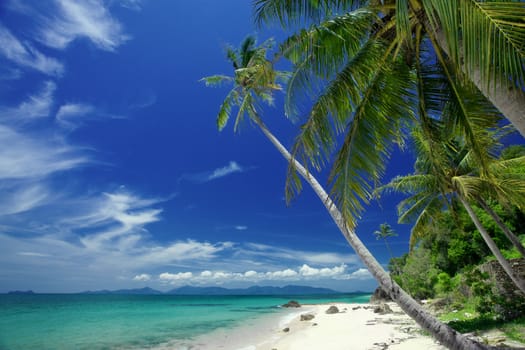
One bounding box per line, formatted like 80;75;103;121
386;198;525;319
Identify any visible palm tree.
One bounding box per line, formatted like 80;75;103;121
373;223;397;259
203;37;493;350
377;126;525;294
254;0;525;136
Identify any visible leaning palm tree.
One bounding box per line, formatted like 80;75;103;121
203;37;493;350
254;0;525;136
377;125;525;294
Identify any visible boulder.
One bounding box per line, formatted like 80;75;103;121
282;300;301;308
325;305;339;314
373;303;393;315
300;314;315;321
369;287;391;304
282;327;290;332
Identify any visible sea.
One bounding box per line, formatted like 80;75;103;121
0;293;371;350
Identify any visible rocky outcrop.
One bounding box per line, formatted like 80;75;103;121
479;258;525;320
479;258;525;298
325;305;339;314
370;287;391;304
282;300;301;308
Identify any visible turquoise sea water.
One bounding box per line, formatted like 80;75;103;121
0;293;371;350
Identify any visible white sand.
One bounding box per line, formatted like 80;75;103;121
253;303;447;350
175;302;448;350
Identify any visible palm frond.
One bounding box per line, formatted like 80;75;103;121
395;0;412;47
422;0;525;91
253;0;365;27
200;75;234;87
326;54;415;228
216;89;238;131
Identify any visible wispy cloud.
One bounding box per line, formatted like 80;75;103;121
0;184;49;216
208;161;243;180
180;161;249;184
117;0;143;12
235;225;248;231
0;125;88;181
241;243;359;266
0;24;63;76
1;81;56;121
55;102;125;130
37;0;129;51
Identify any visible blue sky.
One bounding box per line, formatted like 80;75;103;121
0;0;423;293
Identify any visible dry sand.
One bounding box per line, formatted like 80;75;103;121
256;302;447;350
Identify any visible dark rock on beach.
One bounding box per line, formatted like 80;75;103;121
282;300;301;308
300;314;315;321
373;303;393;315
325;305;339;314
370;286;391;304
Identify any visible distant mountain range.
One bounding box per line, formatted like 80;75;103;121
80;285;343;295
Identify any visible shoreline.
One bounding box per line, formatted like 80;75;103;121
180;302;447;350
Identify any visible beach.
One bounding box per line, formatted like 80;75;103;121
189;302;447;350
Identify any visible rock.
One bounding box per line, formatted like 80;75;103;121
312;323;318;326
370;287;391;304
325;305;339;314
282;300;301;308
300;314;315;321
282;327;290;332
352;306;361;310
373;303;393;315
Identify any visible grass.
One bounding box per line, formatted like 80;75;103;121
439;307;525;343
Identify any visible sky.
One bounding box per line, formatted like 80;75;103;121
0;0;433;293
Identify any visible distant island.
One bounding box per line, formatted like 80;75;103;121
7;290;35;295
80;285;349;295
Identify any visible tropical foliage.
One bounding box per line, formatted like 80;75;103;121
251;0;525;234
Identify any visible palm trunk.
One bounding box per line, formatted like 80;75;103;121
254;117;490;350
383;238;394;260
468;70;525;138
477;198;525;258
428;17;525;137
459;196;525;295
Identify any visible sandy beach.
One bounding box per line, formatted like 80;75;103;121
189;302;448;350
258;302;446;350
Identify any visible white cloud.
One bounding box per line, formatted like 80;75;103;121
244;270;258;278
159;272;193;283
56;103;94;125
153;263;368;287
55;102;124;130
0;24;63;76
2;81;56;121
241;243;359;266
208;161;243;181
266;269;298;279
133;274;150;282
118;0;143;11
0;184;49;215
38;0;129;51
299;264;346;278
345;268;372;280
0;125;88;181
235;225;247;231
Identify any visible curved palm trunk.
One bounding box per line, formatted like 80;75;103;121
469;70;525;138
429;21;525;137
459;196;525;295
254;117;490;350
477;198;525;258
